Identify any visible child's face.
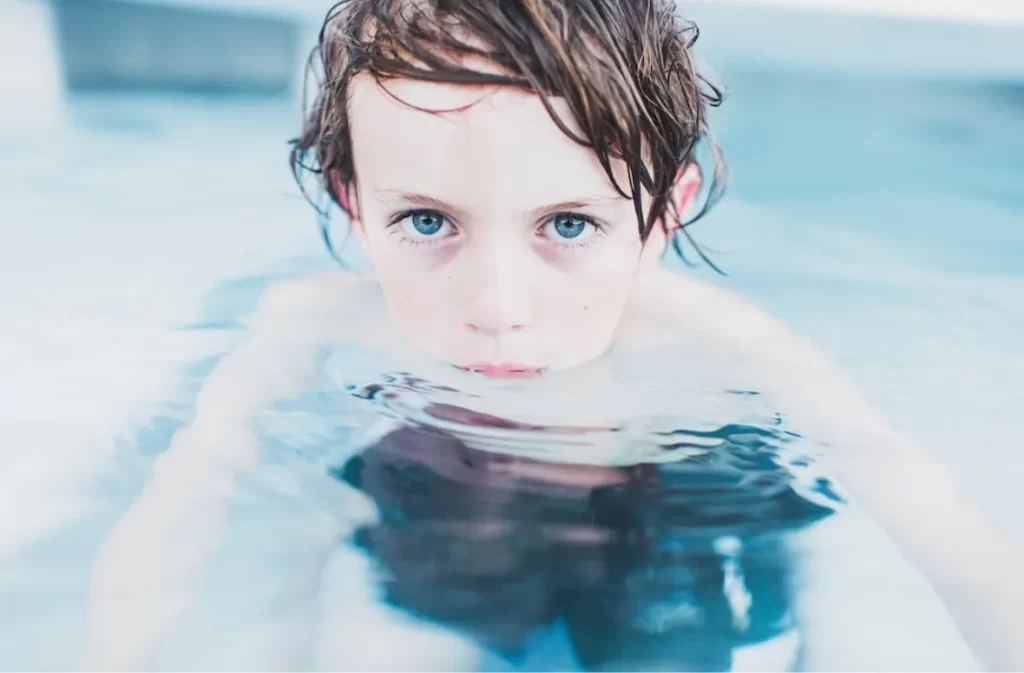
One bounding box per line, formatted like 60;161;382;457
345;76;672;377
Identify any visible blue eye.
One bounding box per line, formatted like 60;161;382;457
552;213;589;239
410;211;445;236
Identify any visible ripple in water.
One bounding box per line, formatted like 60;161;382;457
325;372;842;671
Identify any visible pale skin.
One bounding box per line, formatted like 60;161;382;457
85;75;1024;670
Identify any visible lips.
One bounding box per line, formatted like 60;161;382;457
458;363;544;379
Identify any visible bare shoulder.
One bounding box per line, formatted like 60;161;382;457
628;268;818;361
243;270;382;340
252;270;376;317
629;269;895;439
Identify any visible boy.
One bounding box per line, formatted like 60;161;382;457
87;1;1024;669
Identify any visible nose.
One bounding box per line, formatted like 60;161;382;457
463;251;533;336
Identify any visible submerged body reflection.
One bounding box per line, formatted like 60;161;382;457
332;404;838;671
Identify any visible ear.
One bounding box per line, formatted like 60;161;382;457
664;162;702;239
639;163;703;269
329;170;365;243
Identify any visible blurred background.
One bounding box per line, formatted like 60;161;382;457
0;0;1022;665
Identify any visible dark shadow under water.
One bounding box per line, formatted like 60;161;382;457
328;391;840;672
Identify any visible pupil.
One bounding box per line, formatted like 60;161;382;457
554;214;586;239
412;212;443;235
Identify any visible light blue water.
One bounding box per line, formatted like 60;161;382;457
701;70;1024;533
1;30;1022;673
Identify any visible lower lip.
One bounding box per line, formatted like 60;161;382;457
458;364;544;379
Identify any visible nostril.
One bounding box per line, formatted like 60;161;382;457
466;322;526;334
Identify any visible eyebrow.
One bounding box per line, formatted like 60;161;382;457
374;190;470;221
373;189;624;220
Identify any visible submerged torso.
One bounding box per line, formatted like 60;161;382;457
325;372;840;671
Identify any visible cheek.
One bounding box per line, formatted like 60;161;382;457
375;269;452;341
572;280;631;327
363;245;454;328
544;239;641;326
361;222;459;270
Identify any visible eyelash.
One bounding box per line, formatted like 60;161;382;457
541;212;605;251
387;209;454;247
387;208;606;249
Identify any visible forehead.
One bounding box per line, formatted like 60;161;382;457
346;75;628;202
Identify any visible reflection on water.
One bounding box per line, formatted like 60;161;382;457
329;374;841;671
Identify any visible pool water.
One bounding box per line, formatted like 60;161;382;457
1;30;1022;673
702;70;1024;534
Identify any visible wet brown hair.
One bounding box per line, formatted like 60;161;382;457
289;0;728;269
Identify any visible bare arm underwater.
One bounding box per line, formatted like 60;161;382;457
83;273;362;669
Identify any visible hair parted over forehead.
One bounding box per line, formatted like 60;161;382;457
289;0;728;268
